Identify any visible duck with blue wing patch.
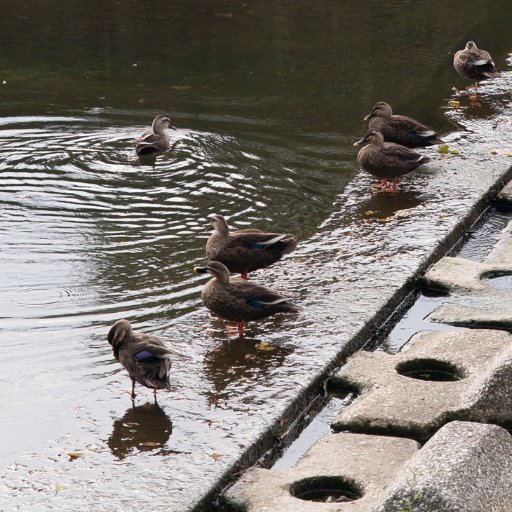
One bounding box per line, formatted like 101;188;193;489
453;41;500;95
364;102;444;148
107;319;184;399
206;214;298;280
194;261;300;337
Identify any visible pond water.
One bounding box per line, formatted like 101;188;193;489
1;1;511;510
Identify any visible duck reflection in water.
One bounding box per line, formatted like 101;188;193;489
203;333;293;404
355;190;426;222
108;402;173;460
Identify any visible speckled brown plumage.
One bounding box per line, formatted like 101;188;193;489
135;114;175;156
353;130;430;191
453;41;499;89
206;214;298;278
365;102;443;148
107;319;174;398
194;261;300;336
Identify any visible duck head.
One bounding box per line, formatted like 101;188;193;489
364;101;393;121
209;214;230;235
193;261;230;284
152;114;176;133
465;41;477;50
353;130;385;147
108;319;133;358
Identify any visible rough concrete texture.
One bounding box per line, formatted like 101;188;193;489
495;180;512;210
331;330;512;438
376;421;512;512
425;217;512;327
224;432;419;512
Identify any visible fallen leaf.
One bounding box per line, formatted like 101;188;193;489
67;451;84;461
211;452;224;461
140;441;161;447
448;100;460;107
255;341;276;351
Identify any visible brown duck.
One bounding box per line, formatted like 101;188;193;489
353;130;430;192
107;319;183;399
135;114;176;156
206;214;298;280
453;41;500;94
364;102;443;148
193;261;300;336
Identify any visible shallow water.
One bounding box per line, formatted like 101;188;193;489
1;1;512;511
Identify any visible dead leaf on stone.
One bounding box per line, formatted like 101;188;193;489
67;451;85;461
211;452;224;461
376;216;394;223
140;441;161;447
490;149;512;157
448;100;460;107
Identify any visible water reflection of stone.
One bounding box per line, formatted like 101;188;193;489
108;402;173;459
203;333;294;403
355;190;426;222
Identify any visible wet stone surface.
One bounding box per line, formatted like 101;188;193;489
331;330;512;438
425;216;512;327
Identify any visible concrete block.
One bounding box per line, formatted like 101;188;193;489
376;421;512;512
331;330;512;438
224;433;419;511
424;218;512;327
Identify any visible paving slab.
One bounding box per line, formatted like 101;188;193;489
224;432;419;512
331;330;512;438
376;421;512;512
425;217;512;327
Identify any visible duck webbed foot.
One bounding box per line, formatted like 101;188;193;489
371;178;388;190
382;177;399;193
241;272;248;280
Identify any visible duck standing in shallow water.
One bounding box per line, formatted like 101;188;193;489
194;261;300;336
453;41;500;94
353;130;430;192
364;102;443;148
108;319;181;399
135;114;175;156
206;214;298;280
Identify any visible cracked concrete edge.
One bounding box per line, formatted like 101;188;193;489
375;421;512;512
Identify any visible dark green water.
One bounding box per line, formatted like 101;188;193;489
0;1;511;510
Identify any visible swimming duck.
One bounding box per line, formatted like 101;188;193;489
193;261;300;336
453;41;500;93
135;114;175;156
206;214;298;280
353;130;430;192
364;102;443;148
107;319;180;398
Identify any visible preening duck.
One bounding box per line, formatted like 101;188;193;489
135;114;175;156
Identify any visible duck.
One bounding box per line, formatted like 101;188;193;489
206;214;298;280
353;130;430;192
135;114;175;156
364;102;443;148
107;319;181;399
193;261;300;336
453;41;500;94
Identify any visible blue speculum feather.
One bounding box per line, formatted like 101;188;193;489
247;243;266;249
247;298;266;309
134;349;158;361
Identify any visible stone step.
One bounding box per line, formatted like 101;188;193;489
331;329;512;439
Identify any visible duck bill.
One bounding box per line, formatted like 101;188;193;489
363;112;373;121
353;137;367;147
193;266;208;274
